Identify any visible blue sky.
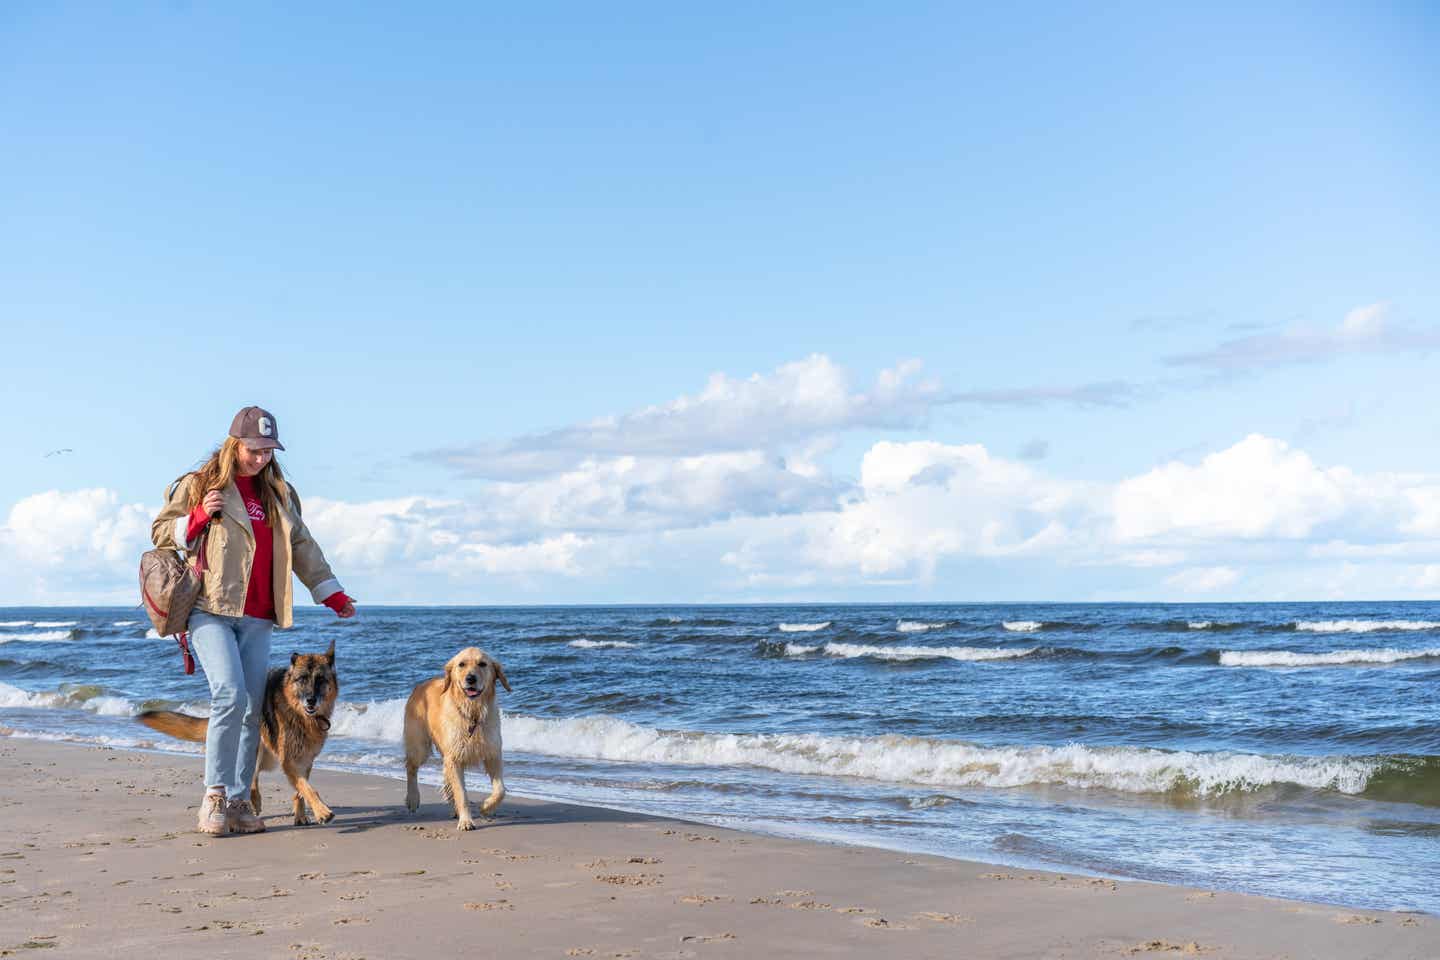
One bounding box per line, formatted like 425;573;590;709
2;3;1438;604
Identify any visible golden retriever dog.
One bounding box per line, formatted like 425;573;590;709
139;640;339;826
403;646;511;830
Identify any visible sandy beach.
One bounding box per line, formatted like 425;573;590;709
0;738;1432;959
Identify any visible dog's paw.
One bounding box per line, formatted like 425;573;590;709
457;819;477;831
316;808;335;824
294;814;314;827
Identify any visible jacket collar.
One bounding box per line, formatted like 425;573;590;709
219;482;253;540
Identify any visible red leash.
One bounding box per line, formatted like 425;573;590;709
176;632;195;675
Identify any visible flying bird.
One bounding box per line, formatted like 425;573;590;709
44;448;73;458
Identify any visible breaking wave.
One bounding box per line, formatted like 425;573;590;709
1219;648;1440;668
569;639;640;650
1296;620;1440;634
8;686;1440;806
778;622;831;633
0;681;140;717
1002;621;1042;632
780;642;1037;662
897;620;950;633
0;631;74;644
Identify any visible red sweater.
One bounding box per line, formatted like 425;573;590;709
186;478;351;618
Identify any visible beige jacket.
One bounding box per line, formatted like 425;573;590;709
151;474;343;629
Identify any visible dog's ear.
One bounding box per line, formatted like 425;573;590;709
493;658;512;693
440;651;460;695
290;652;299;666
325;639;335;666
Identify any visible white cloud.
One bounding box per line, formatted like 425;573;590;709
1112;435;1354;541
1164;566;1240;594
1409;565;1440;591
724;440;1090;582
422;355;943;480
1164;302;1440;370
0;489;153;603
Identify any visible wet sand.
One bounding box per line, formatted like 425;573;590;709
0;737;1432;959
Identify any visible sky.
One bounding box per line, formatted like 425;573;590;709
2;2;1438;605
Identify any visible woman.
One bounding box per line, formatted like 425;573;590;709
151;405;356;837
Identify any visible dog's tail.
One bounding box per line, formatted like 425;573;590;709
136;709;209;743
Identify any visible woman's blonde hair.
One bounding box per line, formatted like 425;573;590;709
186;436;290;527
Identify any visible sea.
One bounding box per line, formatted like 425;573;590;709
2;602;1437;914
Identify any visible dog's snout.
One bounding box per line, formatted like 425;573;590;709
465;673;478;686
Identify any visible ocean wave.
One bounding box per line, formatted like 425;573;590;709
112;620;140;627
0;727;205;755
782;642;1037;663
1002;621;1042;632
327;697;411;741
0;631;74;644
7;687;1438;805
0;621;32;627
1219;648;1440;667
778;622;831;633
32;621;77;628
569;639;640;650
1296;620;1440;634
314;699;1392;798
897;620;950;633
145;628;163;640
501;714;1395;799
0;681;139;716
648;617;736;627
1189;621;1213;630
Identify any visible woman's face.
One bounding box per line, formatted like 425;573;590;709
236;443;273;478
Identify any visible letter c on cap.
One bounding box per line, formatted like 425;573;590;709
259;417;273;437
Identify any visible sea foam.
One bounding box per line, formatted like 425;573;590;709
778;622;831;633
569;639;640;649
497;714;1380;798
1219;647;1440;667
785;642;1036;663
1296;620;1440;633
897;620;949;633
0;686;1393;799
1002;621;1043;632
0;631;73;644
0;682;139;715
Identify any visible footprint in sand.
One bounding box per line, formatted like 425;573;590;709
1336;914;1382;925
677;894;732;906
680;933;736;943
595;873;663;887
788;900;832;911
913;911;972;925
464;900;514;911
1123;941;1210;955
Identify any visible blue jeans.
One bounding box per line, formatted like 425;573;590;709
189;610;273;798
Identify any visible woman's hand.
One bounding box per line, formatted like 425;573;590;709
335;599;357;619
201;489;225;518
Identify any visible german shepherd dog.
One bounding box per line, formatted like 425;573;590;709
138;640;339;825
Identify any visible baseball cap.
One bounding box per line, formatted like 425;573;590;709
229;406;286;451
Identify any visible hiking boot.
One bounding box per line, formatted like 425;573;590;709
197;792;229;836
226;797;266;834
